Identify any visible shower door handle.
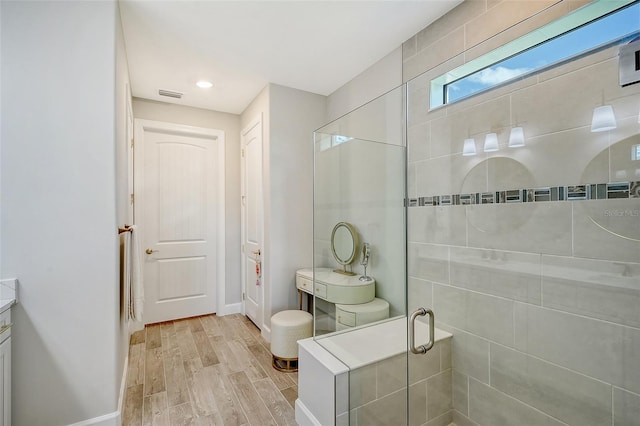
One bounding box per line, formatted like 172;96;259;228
409;307;435;355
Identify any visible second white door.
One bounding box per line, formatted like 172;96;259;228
242;117;264;328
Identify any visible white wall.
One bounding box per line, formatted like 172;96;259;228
241;84;326;337
1;1;120;424
0;1;3;285
268;84;326;321
132;98;242;310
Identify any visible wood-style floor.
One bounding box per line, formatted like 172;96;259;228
122;314;298;426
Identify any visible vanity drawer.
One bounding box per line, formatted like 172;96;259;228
336;309;356;327
296;275;313;293
314;282;327;299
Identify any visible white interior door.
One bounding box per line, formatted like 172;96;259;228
135;119;225;324
241;117;263;328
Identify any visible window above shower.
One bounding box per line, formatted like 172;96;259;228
429;0;640;109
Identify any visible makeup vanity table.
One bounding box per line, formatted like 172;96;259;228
296;268;389;331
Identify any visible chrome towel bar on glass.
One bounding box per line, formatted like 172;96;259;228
409;307;434;355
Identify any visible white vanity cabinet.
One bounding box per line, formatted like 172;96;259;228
0;307;11;426
0;278;17;426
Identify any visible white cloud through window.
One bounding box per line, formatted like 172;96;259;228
468;66;532;85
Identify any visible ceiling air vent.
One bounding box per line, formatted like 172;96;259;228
158;89;183;99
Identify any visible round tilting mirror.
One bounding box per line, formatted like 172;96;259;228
331;222;359;275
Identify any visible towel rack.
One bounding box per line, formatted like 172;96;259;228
118;225;132;234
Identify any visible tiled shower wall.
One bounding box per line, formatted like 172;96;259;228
404;1;640;425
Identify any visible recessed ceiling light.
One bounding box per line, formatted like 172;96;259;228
196;81;213;89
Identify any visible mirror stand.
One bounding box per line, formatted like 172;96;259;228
333;264;356;276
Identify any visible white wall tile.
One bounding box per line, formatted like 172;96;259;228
452;410;481;426
573;200;640;263
468;378;565;426
377;354;407;398
614;387;640;426
425;411;454;426
453;370;469;415
515;303;640;395
466;202;573;255
408;243;449;284
490;343;612;426
409;342;441;385
426;370;453;421
407;206;467;246
357;389;407;426
491;127;610;189
408;122;431;163
542;255;640;328
435;324;490;384
434;284;514;346
409;381;428;426
415;154;489;196
511;58;620;139
450;247;542;304
350;363;377;408
408;277;433;314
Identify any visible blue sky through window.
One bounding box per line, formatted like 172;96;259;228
444;2;640;104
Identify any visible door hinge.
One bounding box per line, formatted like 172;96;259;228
241;148;245;157
242;292;246;301
130;193;135;204
242;244;244;253
131;138;134;148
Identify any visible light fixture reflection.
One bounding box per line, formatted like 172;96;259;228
196;80;213;89
508;127;525;148
483;133;499;152
591;105;617;132
462;138;476;156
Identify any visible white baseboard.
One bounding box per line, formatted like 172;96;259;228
67;351;128;426
117;353;128;421
261;324;271;343
129;319;144;334
218;302;241;316
67;410;120;426
295;399;321;426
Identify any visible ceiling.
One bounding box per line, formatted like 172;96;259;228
119;1;461;115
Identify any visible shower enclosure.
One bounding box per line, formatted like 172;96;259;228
308;1;640;424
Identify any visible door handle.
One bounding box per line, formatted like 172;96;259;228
252;249;261;256
409;307;434;355
145;248;158;254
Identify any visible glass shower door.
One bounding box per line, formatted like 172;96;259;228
312;85;410;425
405;1;640;425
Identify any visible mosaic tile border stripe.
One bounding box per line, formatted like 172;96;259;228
408;181;640;207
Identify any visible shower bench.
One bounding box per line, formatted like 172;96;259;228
295;316;453;426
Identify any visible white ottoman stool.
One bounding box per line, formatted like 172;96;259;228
271;310;313;372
